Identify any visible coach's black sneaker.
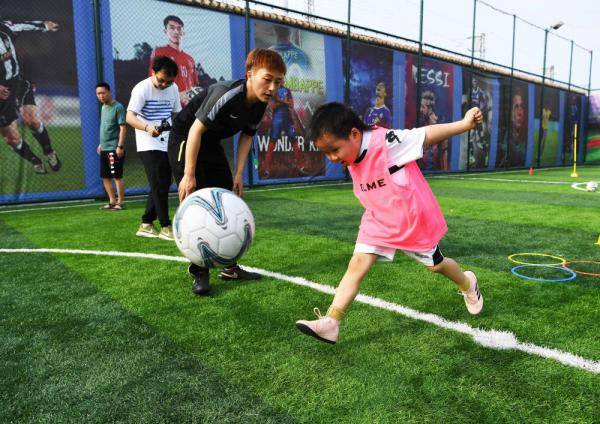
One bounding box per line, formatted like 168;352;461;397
189;264;211;295
46;150;62;172
219;264;261;281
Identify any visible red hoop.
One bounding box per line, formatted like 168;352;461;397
563;260;600;277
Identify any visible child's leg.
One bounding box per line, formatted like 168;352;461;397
404;246;483;315
328;253;378;320
426;256;483;315
296;253;378;344
426;257;470;292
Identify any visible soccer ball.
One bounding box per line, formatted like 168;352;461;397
173;188;255;268
586;181;598;192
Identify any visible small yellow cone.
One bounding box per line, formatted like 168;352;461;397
595;235;600;246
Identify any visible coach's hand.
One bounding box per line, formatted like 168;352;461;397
233;173;244;197
179;174;196;201
0;85;10;100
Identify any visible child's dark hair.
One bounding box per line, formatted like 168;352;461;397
96;82;110;90
309;102;368;141
151;56;178;77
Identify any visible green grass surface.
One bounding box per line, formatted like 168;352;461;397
1;165;599;422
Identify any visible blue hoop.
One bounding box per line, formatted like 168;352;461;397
511;264;577;283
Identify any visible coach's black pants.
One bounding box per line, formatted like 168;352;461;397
168;133;233;275
139;150;172;227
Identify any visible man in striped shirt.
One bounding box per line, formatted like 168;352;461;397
127;56;181;240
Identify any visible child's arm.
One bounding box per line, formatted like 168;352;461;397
424;107;483;146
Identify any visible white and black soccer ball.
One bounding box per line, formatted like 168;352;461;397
173;188;255;268
586;181;598;192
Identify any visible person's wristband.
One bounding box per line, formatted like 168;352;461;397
144;124;148;132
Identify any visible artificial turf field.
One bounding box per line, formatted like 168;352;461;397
1;165;599;423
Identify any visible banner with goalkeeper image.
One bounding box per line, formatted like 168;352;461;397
253;21;327;182
460;71;499;170
346;41;394;129
108;0;233;187
0;0;85;202
405;55;453;172
585;93;600;163
496;78;529;168
564;92;583;165
533;86;560;167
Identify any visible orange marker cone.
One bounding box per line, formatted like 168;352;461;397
529;167;534;176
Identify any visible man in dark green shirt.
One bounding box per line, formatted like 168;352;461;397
96;82;127;210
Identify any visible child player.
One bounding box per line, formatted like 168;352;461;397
170;48;286;295
296;102;484;344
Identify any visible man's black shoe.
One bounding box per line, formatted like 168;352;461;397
188;264;211;295
219;264;261;281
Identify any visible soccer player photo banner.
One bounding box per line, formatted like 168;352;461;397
563;92;583;165
585;93;600;163
0;0;85;203
533;85;561;167
496;78;529;168
253;21;327;182
460;71;499;170
108;0;233;189
405;55;454;172
346;41;394;129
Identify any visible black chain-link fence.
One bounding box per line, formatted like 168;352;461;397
0;0;593;204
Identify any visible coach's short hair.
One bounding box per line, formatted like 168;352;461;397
152;56;178;77
245;48;286;75
164;15;184;28
96;82;110;91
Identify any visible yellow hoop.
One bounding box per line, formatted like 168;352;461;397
508;253;567;266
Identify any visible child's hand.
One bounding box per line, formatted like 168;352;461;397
463;107;483;130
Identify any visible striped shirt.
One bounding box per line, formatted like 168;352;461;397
128;77;181;152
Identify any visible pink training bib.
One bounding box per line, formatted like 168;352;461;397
348;127;447;251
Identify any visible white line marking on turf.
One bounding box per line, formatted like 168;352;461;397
1;247;599;374
431;175;572;185
571;182;598;192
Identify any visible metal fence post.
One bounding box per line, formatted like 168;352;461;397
505;14;516;169
245;0;254;187
536;29;548;168
344;0;351;105
584;49;593;163
415;0;424;128
92;0;103;84
466;0;477;171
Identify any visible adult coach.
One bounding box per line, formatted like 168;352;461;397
127;56;181;240
148;15;199;106
169;48;286;295
96;82;126;210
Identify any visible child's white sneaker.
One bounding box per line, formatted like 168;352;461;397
296;308;339;344
461;271;483;315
